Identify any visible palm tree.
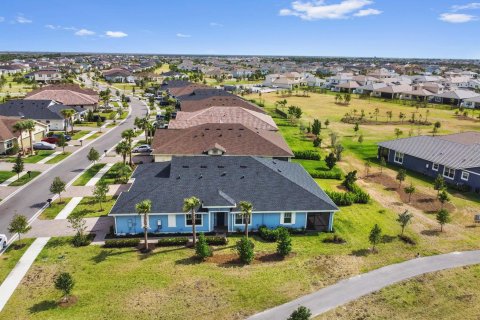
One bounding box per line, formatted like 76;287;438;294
21;120;36;155
115;141;130;164
144;121;154;144
12;121;26;154
60;109;76;134
183;196;201;246
121;129;135;166
238;201;253;238
135;199;152;252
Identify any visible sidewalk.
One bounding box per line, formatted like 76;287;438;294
37;151;61;164
85;163;113;186
0;172;26;187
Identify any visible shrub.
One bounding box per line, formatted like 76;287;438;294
195;233;212;260
288;306;312;320
310;171;342;180
157;237;189;246
258;225;279;242
236;236;255;264
326;190;355;206
322;234;346;244
277;227;292;257
398;234;416;245
103;238;140;248
293;150;321;160
72;233;91;247
205;236;228;245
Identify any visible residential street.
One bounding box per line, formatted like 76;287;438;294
0;94;148;238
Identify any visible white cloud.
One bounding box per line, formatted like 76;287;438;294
0;17;5;23
45;24;57;29
353;8;382;16
75;28;95;36
439;13;476;23
15;15;32;24
105;31;128;38
279;0;380;20
452;2;480;11
209;22;223;27
176;33;191;38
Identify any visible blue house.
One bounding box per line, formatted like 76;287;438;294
109;156;338;235
378;132;480;193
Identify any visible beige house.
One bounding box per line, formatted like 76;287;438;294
0;116;48;154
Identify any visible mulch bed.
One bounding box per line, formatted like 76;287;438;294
58;296;78;308
455;115;480;122
365;173;455;213
341;118;431;126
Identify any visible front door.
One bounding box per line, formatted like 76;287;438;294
216;212;226;227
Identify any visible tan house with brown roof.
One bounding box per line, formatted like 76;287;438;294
25;84;99;111
0;116;48;155
152;123;293;162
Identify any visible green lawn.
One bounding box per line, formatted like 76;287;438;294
9;171;41;186
70;196;116;218
99;162;130;185
8;151;55;164
86;132;102;140
39;198;72;220
0;238;35;284
45;152;71;164
71;130;91;140
0;171;16;183
72;164;106;186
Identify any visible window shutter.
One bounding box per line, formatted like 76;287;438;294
291;213;296;224
280;212;285;224
168;214;176;227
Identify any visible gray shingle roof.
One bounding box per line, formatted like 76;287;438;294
110;156;338;215
378;132;480;169
0;99;81;120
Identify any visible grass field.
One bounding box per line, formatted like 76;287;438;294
154;64;170;74
9;171;41;186
71;130;91;140
0;239;35;283
317;265;480;320
70;196;116;218
9;151;56;164
39;198;72;220
46;152;71;164
0;171;16;183
99;162;128;185
73;163;106;186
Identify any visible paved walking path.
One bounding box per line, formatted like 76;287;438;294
54;197;83;219
37;151;61;164
0;237;50;311
80;130;98;140
85;163;113;186
0;172;26;187
248;250;480;320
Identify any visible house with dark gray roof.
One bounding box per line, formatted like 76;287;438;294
0;99;84;131
109;156;338;235
378;132;480;192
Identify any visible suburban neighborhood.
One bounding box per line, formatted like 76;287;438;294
1;1;480;320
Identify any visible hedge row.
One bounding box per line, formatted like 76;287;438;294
293;150;321;160
310;171;342;180
205;236;228;245
326;184;370;206
103;238;140;248
157;237;189;246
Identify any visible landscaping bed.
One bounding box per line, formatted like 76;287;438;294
9;171;41;186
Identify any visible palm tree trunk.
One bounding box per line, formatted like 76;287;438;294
245;216;249;238
29;130;33;155
144;214;149;251
19;130;24;154
192;210;197;246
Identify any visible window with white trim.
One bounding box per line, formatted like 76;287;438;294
186;214;202;226
234;213;251;225
432;163;439;171
394;151;404;164
282;212;293;224
461;171;469;181
443;166;455;179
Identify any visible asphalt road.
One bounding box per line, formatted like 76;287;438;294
247;250;480;320
0;91;148;238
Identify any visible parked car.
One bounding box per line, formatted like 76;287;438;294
0;234;7;249
47;132;71;141
33;141;56;150
132;144;152;153
42;137;59;144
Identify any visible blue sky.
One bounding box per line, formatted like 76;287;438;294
1;0;479;59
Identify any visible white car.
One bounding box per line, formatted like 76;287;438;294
0;234;7;249
132;144;152;153
33;141;56;150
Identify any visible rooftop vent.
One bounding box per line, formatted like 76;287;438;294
217;165;225;168
240;175;245;179
200;165;207;168
182;165;189;168
221;172;226;176
199;174;203;179
240;165;247;169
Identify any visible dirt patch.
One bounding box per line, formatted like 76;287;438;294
455;115;480;122
205;252;294;266
58;295;78;308
306;255;362;288
365;173;455;213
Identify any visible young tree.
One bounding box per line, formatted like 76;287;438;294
67;210;88;246
433;174;445;196
135;199;152;252
277;227;292;257
54;272;75;302
325;152;337;170
21;120;37;155
287;306;312;320
397;210;413;235
239;201;253;238
236;236;254;264
358;134;364;143
364;161;371;177
329;132;338;147
438;190;450;209
183;196;201;246
116;163;132;184
87;147;100;164
311;119;321;136
396;169;406;188
93;180;109;210
12;154;24;179
369;224;382;252
324;119;330;129
8;214;31;241
195;232;212;261
334;143;344;161
50;177;66;202
404;183;416;203
56;133;67;154
436;209;451;232
394;128;403;139
433;121;441;136
353;122;359;136
342;170;358;190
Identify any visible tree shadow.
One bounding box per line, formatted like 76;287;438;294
381;235;396;243
421;229;441;237
29;300;58;313
350;249;370;257
137;246;186;260
175;256;201;266
91;248;136;264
